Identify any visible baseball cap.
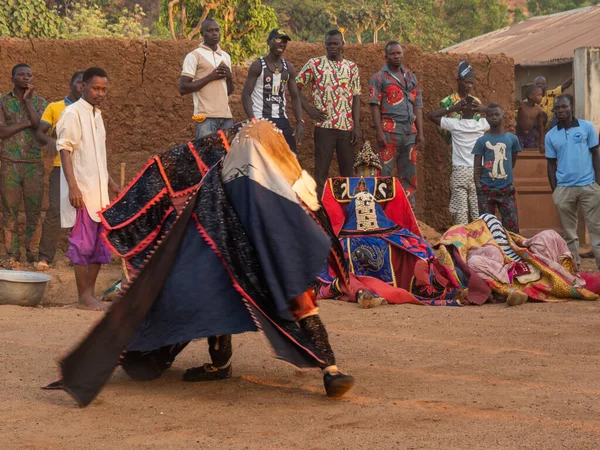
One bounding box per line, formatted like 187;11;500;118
268;28;291;41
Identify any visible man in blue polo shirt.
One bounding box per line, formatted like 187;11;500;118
546;94;600;269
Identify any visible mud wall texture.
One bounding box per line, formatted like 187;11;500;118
0;38;514;230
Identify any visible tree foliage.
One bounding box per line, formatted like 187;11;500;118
0;0;62;38
526;0;599;16
0;0;147;39
391;0;457;52
159;0;278;63
266;0;511;51
5;0;596;57
442;0;510;43
61;2;148;38
325;0;393;44
263;0;329;43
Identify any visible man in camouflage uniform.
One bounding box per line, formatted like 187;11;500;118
0;64;47;267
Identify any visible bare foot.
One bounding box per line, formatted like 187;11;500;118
76;295;107;311
34;260;50;271
3;257;20;270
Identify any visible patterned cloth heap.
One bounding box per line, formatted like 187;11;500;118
436;215;599;304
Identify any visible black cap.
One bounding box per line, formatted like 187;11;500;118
268;28;291;41
458;61;475;80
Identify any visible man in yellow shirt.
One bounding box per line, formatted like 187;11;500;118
34;71;84;270
534;76;572;129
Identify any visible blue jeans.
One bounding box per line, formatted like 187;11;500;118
195;118;233;139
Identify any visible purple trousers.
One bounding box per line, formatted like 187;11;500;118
65;206;112;266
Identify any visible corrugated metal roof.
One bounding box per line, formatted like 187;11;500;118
441;5;600;64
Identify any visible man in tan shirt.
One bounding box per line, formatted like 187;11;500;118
179;19;234;139
57;67;120;311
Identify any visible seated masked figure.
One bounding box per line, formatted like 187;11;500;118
52;121;355;407
317;142;462;307
437;213;600;306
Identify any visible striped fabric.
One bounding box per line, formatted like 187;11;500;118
480;213;522;262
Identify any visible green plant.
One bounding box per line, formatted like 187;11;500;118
0;0;63;38
60;2;148;38
160;0;278;63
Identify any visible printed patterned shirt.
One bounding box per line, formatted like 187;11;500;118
439;92;482;143
368;64;422;136
296;57;361;131
0;90;47;162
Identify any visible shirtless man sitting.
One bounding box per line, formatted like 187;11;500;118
516;85;544;153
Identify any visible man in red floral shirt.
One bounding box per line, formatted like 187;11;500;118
369;41;424;208
296;29;361;196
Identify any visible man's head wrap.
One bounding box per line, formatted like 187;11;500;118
458;61;475;80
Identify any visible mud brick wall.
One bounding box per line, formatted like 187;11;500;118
0;38;514;231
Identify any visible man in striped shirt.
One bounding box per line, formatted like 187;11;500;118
242;28;304;153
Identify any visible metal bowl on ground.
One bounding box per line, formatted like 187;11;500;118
0;270;52;307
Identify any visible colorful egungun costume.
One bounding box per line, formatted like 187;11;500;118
57;120;353;407
316;142;462;307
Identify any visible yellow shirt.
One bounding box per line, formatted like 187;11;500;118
40;97;75;167
540;86;562;129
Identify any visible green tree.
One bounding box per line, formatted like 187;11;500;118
387;0;457;52
160;0;278;63
442;0;510;42
326;0;370;43
526;0;599;16
264;0;329;42
0;0;62;38
512;7;527;23
325;0;393;43
60;2;148;38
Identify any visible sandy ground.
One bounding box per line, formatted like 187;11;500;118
2;256;600;449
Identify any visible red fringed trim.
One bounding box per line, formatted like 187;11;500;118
101;206;175;258
187;141;210;176
171;184;199;200
217;130;230;153
100;188;169;231
154;156;176;198
99;158;156;220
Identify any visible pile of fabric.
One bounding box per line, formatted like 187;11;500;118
436;213;599;304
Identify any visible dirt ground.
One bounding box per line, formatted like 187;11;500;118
1;253;600;449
